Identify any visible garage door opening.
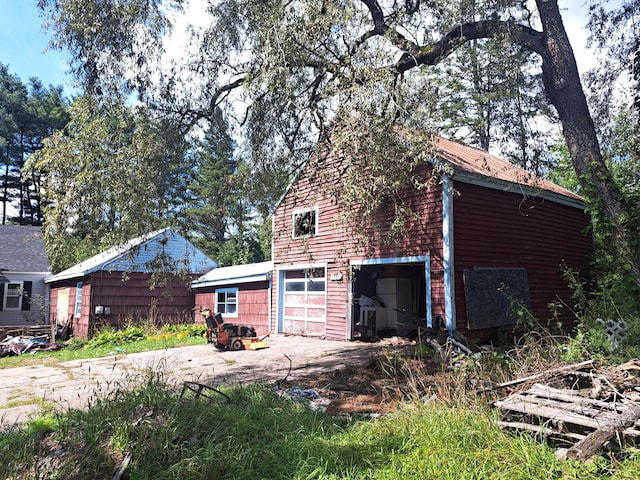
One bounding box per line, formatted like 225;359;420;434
351;256;431;340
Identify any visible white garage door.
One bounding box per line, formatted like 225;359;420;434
282;268;326;335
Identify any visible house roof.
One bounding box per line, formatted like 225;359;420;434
45;228;217;283
0;225;51;274
433;136;584;206
191;261;273;289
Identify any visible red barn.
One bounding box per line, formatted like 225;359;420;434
268;135;592;342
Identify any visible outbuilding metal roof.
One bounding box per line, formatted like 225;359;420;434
45;228;217;283
191;261;273;288
275;133;585;214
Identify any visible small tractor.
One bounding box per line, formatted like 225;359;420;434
199;308;268;351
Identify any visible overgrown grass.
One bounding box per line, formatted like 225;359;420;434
1;371;637;480
0;323;208;369
3;320;640;478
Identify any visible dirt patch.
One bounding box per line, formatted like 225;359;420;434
278;345;445;415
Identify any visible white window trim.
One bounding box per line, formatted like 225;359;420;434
215;287;239;319
4;282;23;310
292;206;318;239
74;282;83;318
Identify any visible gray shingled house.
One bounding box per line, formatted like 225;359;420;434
0;225;51;326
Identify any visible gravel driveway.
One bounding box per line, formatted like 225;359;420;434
0;335;384;427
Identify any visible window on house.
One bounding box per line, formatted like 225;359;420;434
5;283;22;310
215;288;238;318
74;282;83;318
292;207;318;238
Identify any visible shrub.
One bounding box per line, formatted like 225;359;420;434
561;266;640;362
85;323;145;348
161;323;207;338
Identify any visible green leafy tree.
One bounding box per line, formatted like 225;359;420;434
582;0;640;299
408;16;553;171
549;106;640;355
0;64;23;224
25;95;189;271
592;107;640;313
38;0;640;290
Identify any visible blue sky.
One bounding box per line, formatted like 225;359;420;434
0;1;74;93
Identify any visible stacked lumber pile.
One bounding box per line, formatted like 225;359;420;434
493;360;640;460
0;325;54;342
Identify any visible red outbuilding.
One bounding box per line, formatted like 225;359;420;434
191;261;273;337
46;228;217;337
268;135;591;341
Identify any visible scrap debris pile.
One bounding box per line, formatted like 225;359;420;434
0;335;58;357
493;359;640;460
273;386;332;412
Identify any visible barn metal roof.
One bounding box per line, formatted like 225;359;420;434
45;228;217;283
191;261;273;288
275;133;585;213
433;136;584;206
0;225;51;274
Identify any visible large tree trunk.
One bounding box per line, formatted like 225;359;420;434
535;0;640;289
384;0;640;289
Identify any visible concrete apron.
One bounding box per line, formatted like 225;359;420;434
0;335;383;427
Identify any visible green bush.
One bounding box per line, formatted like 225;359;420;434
162;323;207;337
84;322;206;349
85;323;145;348
561;266;640;362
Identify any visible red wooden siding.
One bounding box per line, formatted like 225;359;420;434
194;281;270;336
272;155;352;339
359;172;446;321
452;181;592;337
48;281;92;337
272;141;591;341
49;272;196;337
272;154;445;339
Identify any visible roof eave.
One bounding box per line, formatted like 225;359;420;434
191;273;271;289
45;270;93;283
451;170;586;210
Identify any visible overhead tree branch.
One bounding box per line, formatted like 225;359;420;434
392;20;545;72
356;0;420;53
208;76;246;115
355;0;640;289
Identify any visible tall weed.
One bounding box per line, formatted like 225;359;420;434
561;267;640;362
2;375;631;479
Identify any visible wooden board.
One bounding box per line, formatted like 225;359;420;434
495;382;640;447
0;325;54;342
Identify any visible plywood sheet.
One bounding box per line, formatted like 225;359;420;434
463;267;530;330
